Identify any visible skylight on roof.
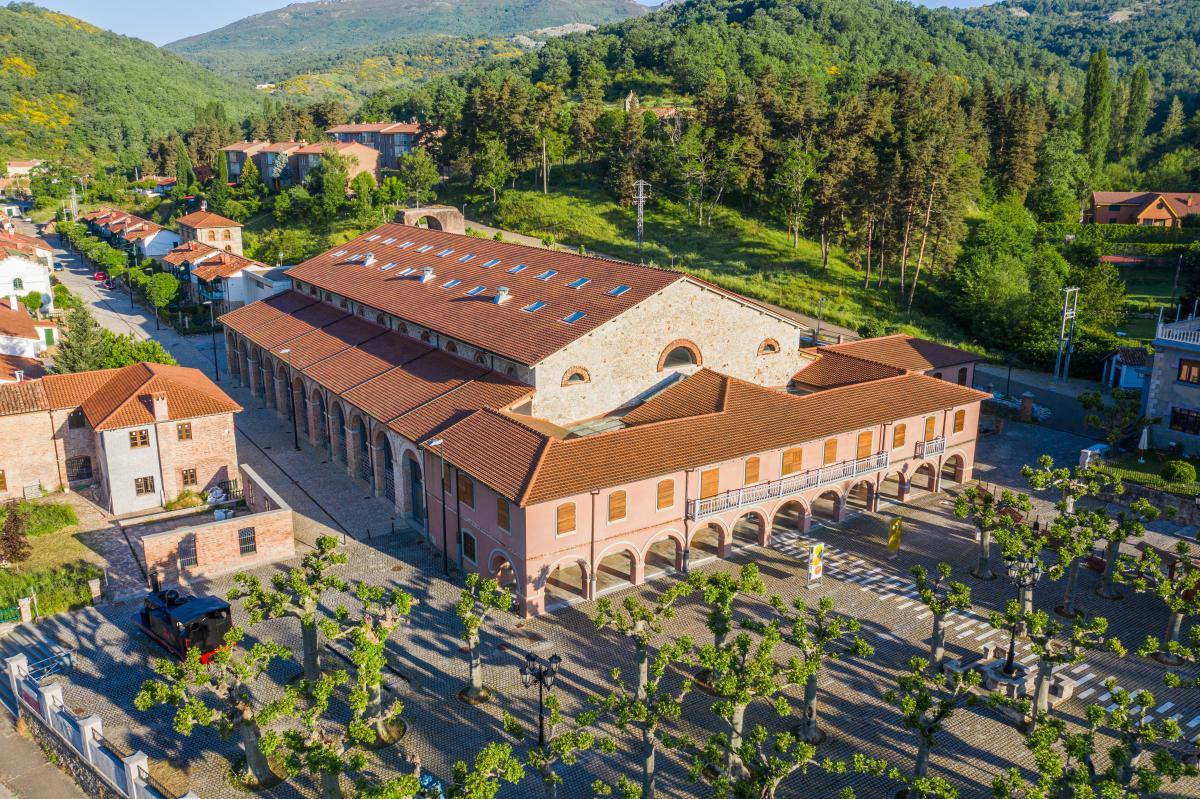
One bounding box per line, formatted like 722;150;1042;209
567;277;590;289
381;263;396;271
458;254;476;263
382;237;397;245
507;264;527;274
332;250;348;257
442;279;462;288
417;244;434;253
482;258;501;268
536;270;558;281
398;267;414;275
562;311;586;324
436;248;454;257
398;241;415;249
523;301;546;313
465;285;486;296
609;284;631;296
366;234;381;241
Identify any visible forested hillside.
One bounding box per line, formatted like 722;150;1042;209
0;3;261;161
954;0;1200;100
167;0;648;83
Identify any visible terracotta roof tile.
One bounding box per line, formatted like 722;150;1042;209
431;370;987;504
0;380;47;416
622;369;728;425
176;210;242;230
192;251;264;281
820;335;982;372
284;224;683;366
342;350;485;424
267;316;386;370
41;371;115;408
0;304;39;340
0;355;46;382
238;300;346;351
303;331;431;394
78;362;241;431
790;351;907;391
389;371;533;444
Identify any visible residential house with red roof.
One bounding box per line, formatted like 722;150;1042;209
0;362;240;514
220;140;270;180
80;207;181;264
327;122;420;170
1087;191;1200;228
290;141;381;187
0;298;56;356
163;240;275;312
250;142;306;192
177;204;243;257
220;222;987;616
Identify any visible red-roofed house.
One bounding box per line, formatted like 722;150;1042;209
177;203;244;257
290;141;380;186
220;140;270;180
1087;191;1200;228
327;122;420;170
0;297;55;355
250;142;306;192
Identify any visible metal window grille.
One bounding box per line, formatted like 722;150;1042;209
238;527;257;556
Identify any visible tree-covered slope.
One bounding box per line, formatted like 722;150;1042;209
167;0;650;82
953;0;1200;91
0;3;262;160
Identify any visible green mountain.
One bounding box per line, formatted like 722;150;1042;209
952;0;1200;92
0;3;261;160
166;0;650;83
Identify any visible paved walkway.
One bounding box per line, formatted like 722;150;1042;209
0;715;87;799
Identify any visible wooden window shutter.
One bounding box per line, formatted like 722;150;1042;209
457;473;474;508
823;439;837;465
893;424;906;448
856;431;872;459
953;409;966;433
496;497;510;531
700;468;720;499
656;479;674;509
556;502;576;535
782;447;803;475
744;457;760;486
608;491;627;522
924;416;936;441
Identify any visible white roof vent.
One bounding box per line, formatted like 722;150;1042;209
494;286;511;305
420;266;436;283
13;370;23;382
363;252;376;267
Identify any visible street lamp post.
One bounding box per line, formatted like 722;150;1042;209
520;652;562;749
1000;554;1044;679
427;438;449;577
202;300;220;382
279;348;299;451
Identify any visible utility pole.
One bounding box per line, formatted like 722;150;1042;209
1052;286;1079;382
633;179;649;263
1171;252;1183;306
542;136;548;195
69;186;78;220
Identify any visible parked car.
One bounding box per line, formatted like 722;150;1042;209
103;279;114;289
93;271;106;281
52;261;64;271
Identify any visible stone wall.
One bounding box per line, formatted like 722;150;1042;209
22;710;126;799
1100;482;1200;525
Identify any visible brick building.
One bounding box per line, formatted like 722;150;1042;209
0;363;240;514
326;122;420;170
221;222;986;615
176;206;243;257
290;141;381;186
1087;191;1200;227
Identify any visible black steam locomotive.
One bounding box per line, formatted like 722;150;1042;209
136;588;232;664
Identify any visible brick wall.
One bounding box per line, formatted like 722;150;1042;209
0;408;62;498
154;412;238;503
140;464;294;585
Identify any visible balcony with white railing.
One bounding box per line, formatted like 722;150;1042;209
915;436;946;459
1156;320;1200;347
686;451;890;520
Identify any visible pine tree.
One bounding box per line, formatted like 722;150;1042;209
1120;65;1151;157
1161;95;1186;140
55;307;105;373
238;156;265;198
0;501;31;566
1081;49;1112;176
175;146;196;193
208;153;230;213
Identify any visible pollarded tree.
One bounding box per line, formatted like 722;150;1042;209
771;594;873;744
592;581;694;700
355;741;524;799
1022;454;1115;515
884;656;981;788
265;668;359;799
323;581;414;745
134;627;291;787
456;572;513;703
954;486;1031;580
584;637;694;799
1117;535;1200;667
503;693;598;799
994;515;1052;627
689;563;765;651
227;534;349;683
1096;498;1159;599
911;563;971;671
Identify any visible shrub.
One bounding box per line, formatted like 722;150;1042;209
0;501;78;537
1160;460;1197;484
164;490;204;511
0;560;101;616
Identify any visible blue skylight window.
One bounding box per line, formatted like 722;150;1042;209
332;250;348;257
523;301;546;312
442;279;462;288
535;270;558;281
382;237;397;245
417;244;434;253
381;263;396;271
398;267;414;275
458;254;476;263
465;285;486;296
562;311;586;324
481;258;501;268
609;284;631;296
567;277;590;289
507;264;527;274
398;241;415;249
366;234;381;241
436;248;454;257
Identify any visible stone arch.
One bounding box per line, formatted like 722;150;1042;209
375;430;396;505
758;338;781;356
350;413;373;486
237;339;250;386
912;461;938;494
643;530;685;575
310;388;328;450
811;489;843;522
226;331;240;377
544;556;589;605
404;450;424;523
561;366;591;387
595;542;641;594
330;402;347;464
689;520;727;560
772;499;810;537
732;510;768;548
658;339;702;371
397;206;465;234
879;470;907;502
941;453;966;486
489;549;519;590
846;480;875;512
291;375;306;433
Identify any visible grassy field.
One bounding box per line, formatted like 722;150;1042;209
441;180;972;343
0;498;102;616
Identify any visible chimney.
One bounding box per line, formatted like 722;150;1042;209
494;286;511;305
8;296;16;311
1189;195;1194;207
14;370;23;382
149;390;169;422
200;200;208;212
420;266;435;283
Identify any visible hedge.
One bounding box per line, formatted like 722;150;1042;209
1039;222;1200;245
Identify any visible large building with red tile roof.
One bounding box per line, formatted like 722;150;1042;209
0;363;240;514
1087;191;1200;228
290;141;380;186
327;122;420;170
176;203;244;257
221;223;986;615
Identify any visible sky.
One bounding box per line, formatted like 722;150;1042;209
31;0;995;46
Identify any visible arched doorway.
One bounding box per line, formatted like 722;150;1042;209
379;434;395;505
879;471;905;502
691;522;724;560
415;215;443;230
275;365;289;416
545;560;588;606
846;481;874;512
732;512;765;549
291;377;306;434
312;391;327;452
596;547;638;594
405;453;424;523
645;533;683;575
941;455;965;486
354;418;373;487
772;500;808;537
812;490;841;523
330;404;346;464
491;553;517;591
911;463;938;495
